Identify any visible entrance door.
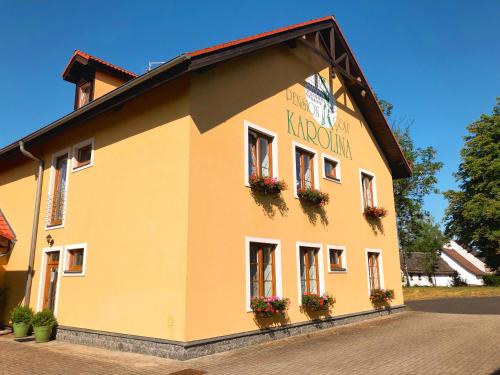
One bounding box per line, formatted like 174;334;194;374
42;251;60;310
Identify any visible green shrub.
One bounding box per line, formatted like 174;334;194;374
483;274;500;286
10;306;33;324
451;271;467;286
32;309;57;327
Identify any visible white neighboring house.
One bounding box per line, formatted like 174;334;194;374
440;240;487;286
401;252;455;287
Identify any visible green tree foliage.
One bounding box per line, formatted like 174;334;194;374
444;99;500;271
376;96;445;256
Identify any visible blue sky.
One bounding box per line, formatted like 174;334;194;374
1;0;499;224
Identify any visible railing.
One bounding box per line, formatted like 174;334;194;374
46;190;66;227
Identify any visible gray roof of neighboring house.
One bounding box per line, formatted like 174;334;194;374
400;252;455;275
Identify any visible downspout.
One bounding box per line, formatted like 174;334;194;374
19;141;44;308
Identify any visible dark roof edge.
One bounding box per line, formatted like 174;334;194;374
0;55;190;159
0;208;16;242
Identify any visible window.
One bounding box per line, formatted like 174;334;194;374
72;138;95;171
360;170;377;211
295;148;315;190
328;247;346;272
250;243;276;298
76;81;92;108
244;121;278;185
64;244;87;276
48;152;69;227
248;130;273;178
367;252;380;290
322;154;341;182
67;249;84;272
245;236;282;310
299;247;320;294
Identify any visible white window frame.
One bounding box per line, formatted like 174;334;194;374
45;148;71;230
327;245;347;273
365;248;385;295
321;153;341;183
359;168;378;212
36;246;63;315
292;141;320;198
63;243;88;277
243;121;279;186
295;241;326;305
72;137;95;172
245;236;283;312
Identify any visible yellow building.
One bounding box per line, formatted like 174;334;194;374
0;16;411;359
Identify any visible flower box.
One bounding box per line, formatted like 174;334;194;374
369;288;395;304
301;293;335;311
249;174;287;195
250;296;290;318
364;206;388;219
297;188;329;206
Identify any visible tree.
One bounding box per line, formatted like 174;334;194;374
444;99;500;271
376;96;444;256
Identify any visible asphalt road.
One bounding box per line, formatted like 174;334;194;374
406;296;500;315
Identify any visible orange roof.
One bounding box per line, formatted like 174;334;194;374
62;50;138;80
0;209;15;241
186;16;333;57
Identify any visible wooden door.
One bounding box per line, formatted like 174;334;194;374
42;251;60;310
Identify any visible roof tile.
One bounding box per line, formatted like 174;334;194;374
0;210;15;241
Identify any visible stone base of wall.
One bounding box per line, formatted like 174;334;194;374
56;305;405;360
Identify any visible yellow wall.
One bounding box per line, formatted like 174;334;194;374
185;44;403;340
0;77;191;341
93;70;127;99
0;42;403;343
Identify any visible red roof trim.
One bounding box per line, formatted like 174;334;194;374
62;50;138;79
0;209;15;241
186;16;334;58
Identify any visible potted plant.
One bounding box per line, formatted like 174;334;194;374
250;296;290;318
364;206;388;219
249;174;287;195
297;188;329;206
369;288;395;304
32;309;57;343
10;306;33;338
301;293;336;311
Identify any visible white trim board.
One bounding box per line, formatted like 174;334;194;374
36;246;63;315
243;121;279;186
364;248;385;295
321;153;342;183
326;244;347;273
358;168;378;213
292;141;320;198
45;147;71;230
295;241;326;305
63;243;88;277
244;236;283;312
72;137;95;173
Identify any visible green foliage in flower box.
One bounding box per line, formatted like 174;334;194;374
301;293;335;311
249;174;287;195
297;188;329;206
250;296;290;318
370;288;395;304
364;206;388;219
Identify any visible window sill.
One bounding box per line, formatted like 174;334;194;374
72;162;93;173
328;268;347;273
324;177;341;184
63;270;84;277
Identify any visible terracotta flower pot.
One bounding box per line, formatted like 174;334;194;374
12;322;30;338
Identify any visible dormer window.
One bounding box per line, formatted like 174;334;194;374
76;81;92;109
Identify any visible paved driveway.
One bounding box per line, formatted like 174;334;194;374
406;296;500;315
1;299;499;374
